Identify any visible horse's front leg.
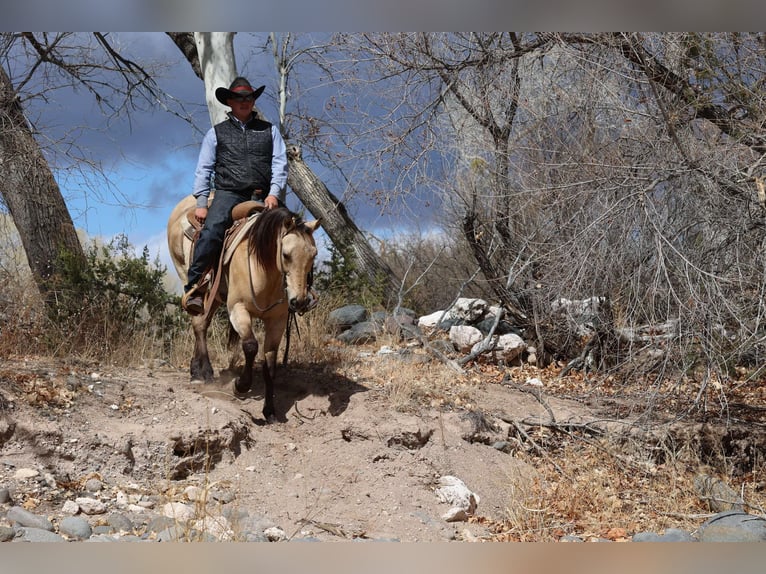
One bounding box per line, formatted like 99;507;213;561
261;314;288;422
190;313;215;382
229;303;257;394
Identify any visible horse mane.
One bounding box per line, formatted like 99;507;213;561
246;207;305;272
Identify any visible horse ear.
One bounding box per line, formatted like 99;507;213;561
304;219;321;233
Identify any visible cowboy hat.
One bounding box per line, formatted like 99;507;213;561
215;77;265;106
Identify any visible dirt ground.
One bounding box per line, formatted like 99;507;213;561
0;347;607;542
1;345;763;542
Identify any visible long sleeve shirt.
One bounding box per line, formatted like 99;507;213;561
192;114;288;208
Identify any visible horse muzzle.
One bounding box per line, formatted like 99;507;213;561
288;289;319;316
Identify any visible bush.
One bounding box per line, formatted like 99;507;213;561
44;234;186;360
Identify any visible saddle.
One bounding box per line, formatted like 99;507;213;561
182;200;266;316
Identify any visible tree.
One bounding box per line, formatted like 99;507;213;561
0;63;84;305
318;32;766;385
0;32;180;308
167;32;401;299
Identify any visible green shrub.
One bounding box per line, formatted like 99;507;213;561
46;234;185;359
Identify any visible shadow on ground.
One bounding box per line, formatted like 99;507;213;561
208;361;368;424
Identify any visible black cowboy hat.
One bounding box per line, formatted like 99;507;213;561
215;77;265;106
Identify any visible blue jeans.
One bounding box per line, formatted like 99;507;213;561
185;189;250;292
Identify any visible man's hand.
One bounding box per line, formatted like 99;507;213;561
195;206;208;224
264;195;279;210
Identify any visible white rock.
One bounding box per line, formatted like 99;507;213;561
62;500;80;515
470;333;526;362
162;501;196;522
75;497;106;515
452;298;489;322
418;310;451;328
14;468;39;479
115;491;129;508
434;475;479;514
192;515;232;540
449;325;484;353
264;526;287;541
526;377;543;387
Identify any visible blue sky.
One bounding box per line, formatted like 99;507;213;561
17;32;430;291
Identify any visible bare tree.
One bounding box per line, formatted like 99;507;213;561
0;32;176;307
313;32;766;389
167;32;401;297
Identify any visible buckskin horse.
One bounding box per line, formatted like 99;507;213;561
166;194;320;421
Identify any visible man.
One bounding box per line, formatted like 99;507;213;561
182;76;288;315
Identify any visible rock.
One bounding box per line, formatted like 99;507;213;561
698;511;766;542
434;476;479;515
59;516;93;540
107;512;134;533
84;478;104;493
161;501;196;522
16;527;65;542
476;333;526;362
264;526;287;541
328;305;368;331
0;525;16;541
6;506;54;531
61;500;80;515
336;322;379;344
632;528;696;542
75;497;106;515
449;325;483;353
13;468;39;480
452;298;489;323
442;507;469;522
0;487;12;504
694;474;745;512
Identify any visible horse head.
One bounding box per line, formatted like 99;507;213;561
280;215;321;315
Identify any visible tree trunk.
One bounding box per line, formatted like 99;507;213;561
0;64;85;304
170;32;401;298
287;144;400;294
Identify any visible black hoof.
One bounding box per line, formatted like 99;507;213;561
234;378;252;394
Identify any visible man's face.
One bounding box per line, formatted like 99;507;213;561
228;94;255;118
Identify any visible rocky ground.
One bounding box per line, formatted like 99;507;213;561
0;344;765;542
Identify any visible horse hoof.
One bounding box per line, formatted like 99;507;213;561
234;379;252;394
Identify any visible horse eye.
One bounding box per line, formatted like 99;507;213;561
283;253;292;262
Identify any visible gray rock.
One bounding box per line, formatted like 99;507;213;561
337;321;379;344
0;487;12;504
0;525;16;541
15;527;65;542
107;512;134;533
631;531;662;542
632;529;695;542
6;506;54;531
146;516;175;533
84;478;104;493
59;516;93;540
699;511;766;542
658;528;696;542
328;305;368;331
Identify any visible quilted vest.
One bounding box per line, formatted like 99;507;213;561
213;116;273;194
